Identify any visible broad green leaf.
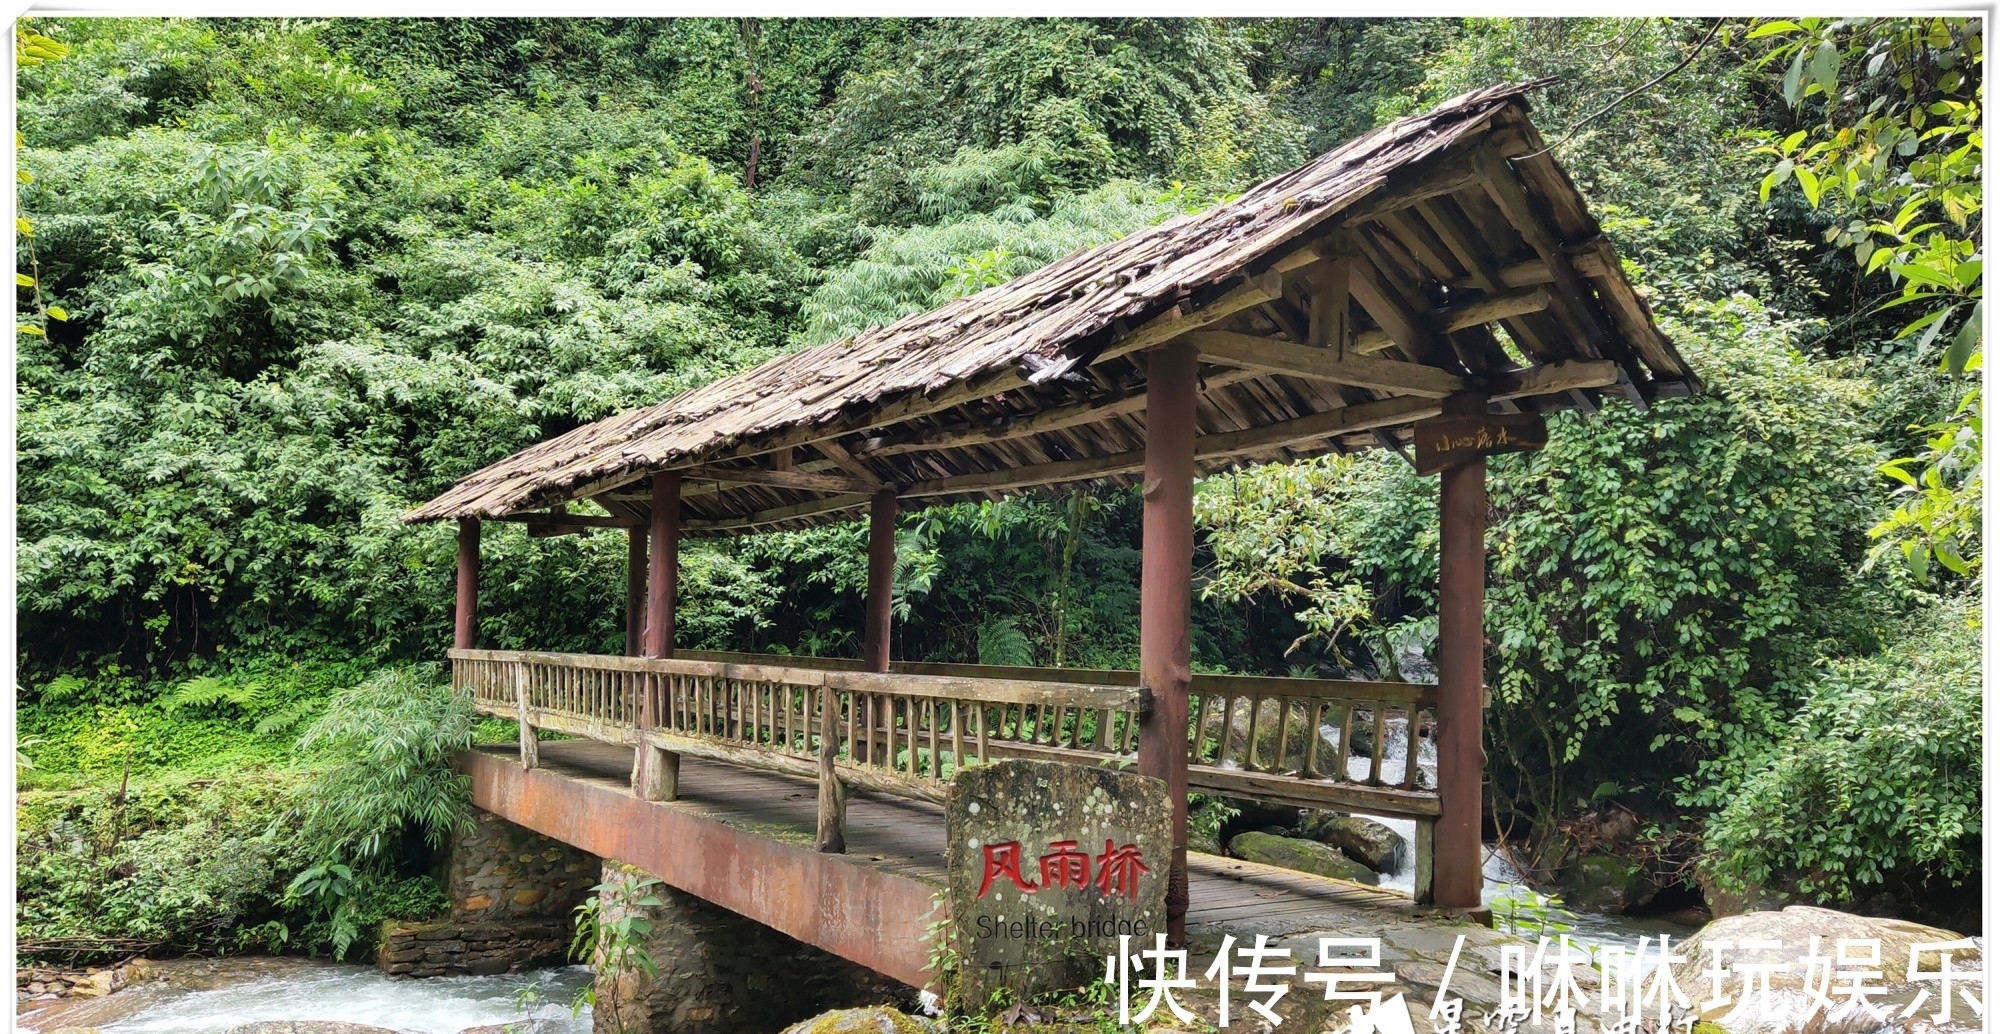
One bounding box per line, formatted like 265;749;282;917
45;306;67;322
1944;300;1981;375
1746;20;1802;39
15;273;32;287
1783;49;1806;106
1809;41;1840;97
16;323;42;336
1795;167;1822;208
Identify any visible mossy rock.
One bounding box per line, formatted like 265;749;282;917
1554;853;1658;914
1300;812;1407;873
779;1006;930;1034
1227;831;1378;885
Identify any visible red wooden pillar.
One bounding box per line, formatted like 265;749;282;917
1434;393;1488;909
864;489;897;673
625;527;647;657
638;472;682;802
454;518;480;650
1138;341;1197;945
644;473;681;660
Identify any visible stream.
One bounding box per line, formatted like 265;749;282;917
15;958;593;1034
1329;716;1699;958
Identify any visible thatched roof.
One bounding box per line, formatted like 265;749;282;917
407;82;1697;536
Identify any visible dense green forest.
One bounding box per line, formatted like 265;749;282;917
15;17;1982;956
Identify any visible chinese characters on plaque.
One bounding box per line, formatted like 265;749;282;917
946;759;1171;1006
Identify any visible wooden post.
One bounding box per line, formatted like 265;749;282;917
1413;817;1436;906
645;473;681;660
454;518;480;650
639;473;682;802
817;684;847;853
1138;340;1197;945
515;664;538;770
1435;392;1487;909
625;527;647;657
864;489;897;673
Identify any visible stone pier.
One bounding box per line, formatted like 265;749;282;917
590;861;910;1034
378;808;600;977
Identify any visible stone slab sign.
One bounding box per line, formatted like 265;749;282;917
946;759;1170;1007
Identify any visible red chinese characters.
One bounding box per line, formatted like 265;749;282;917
975;839;1150;900
1094;839;1151;902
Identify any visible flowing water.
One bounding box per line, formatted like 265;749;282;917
1321;717;1700;958
16;958;593;1034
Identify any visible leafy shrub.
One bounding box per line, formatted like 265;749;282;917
1702;593;1981;902
291;662;475;863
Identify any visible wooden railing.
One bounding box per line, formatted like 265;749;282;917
452;648;1439;898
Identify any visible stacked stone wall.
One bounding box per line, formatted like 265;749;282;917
590;861;909;1034
377;808;599;977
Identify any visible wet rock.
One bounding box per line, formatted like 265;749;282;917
456;1021;567;1034
225;1024;408;1034
1227;832;1378;885
1554;853;1659;914
1670;906;1979;1031
1300;813;1407;874
1696;866;1791;918
779;1006;929;1034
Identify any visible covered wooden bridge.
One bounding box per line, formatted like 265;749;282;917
406;82;1695;986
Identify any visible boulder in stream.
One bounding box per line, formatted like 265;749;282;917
1670;906;1980;1032
1300;812;1406;873
1227;832;1378;885
779;1006;930;1034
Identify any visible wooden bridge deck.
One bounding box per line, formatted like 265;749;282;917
468;739;1418;987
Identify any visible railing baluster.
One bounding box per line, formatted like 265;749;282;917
976;703;989;763
1402;705;1422;790
1337;703;1356;782
1189;693;1211;764
1303;701;1324;778
1369;704;1388;785
1273;697;1294;775
951;701;965;773
926;699;941;779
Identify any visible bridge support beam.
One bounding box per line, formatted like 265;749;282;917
1434;392;1487;910
1138;340;1195;946
863;489;896;673
639;472;683;802
455;518;480;650
592;860;903;1034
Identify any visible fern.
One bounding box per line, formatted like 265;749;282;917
163;675;264;712
976;615;1034;667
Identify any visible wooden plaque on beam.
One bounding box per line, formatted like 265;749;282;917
1412;411;1547;475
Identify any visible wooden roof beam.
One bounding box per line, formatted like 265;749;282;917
1473;146;1647;407
1490;359;1620;401
811;439;885;484
1189;331;1467;398
683;493;873;534
1351;286;1549;356
857;368;1266;459
492;512;639;529
683;465;881;495
899;394;1439;500
1341;249;1455;369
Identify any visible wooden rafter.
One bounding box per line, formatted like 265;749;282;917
683;466;880;495
1189;331;1467;397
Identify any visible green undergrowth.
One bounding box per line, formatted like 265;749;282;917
16;657;474;962
18;655;375;785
